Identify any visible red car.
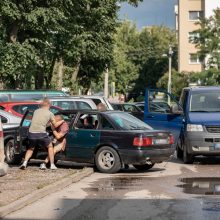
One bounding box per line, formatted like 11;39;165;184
0;102;61;118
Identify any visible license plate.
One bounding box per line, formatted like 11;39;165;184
153;139;168;145
214;143;220;150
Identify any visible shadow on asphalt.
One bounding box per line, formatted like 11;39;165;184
171;156;220;165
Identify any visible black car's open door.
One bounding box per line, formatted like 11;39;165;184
18;110;33;152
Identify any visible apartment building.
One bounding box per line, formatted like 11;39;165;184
177;0;220;73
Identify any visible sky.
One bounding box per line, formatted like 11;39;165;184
119;0;178;29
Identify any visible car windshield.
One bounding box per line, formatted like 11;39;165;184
190;91;220;112
109;112;152;130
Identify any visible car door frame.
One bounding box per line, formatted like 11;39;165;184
144;88;184;144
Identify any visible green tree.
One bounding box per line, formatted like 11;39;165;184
194;9;220;69
109;21;139;94
0;0;142;90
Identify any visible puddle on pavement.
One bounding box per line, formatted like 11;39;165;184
85;176;147;193
178;177;220;195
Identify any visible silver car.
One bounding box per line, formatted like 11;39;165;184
47;97;97;110
0;110;21;129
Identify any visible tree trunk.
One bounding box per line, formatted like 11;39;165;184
35;68;44;89
45;57;57;89
9;22;19;43
71;59;81;82
0;77;4;89
57;58;64;90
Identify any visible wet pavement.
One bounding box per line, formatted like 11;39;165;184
5;156;220;220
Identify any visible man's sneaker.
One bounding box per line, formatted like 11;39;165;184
40;163;47;170
50;164;57;170
19;163;27;170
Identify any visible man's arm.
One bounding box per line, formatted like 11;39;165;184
50;118;64;128
51;123;69;140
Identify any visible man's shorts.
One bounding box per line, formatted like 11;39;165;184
28;132;51;148
54;141;63;152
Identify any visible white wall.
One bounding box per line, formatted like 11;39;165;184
205;0;220;18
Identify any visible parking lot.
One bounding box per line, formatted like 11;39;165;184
4;156;220;220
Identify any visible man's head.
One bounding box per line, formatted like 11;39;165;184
97;103;107;112
55;115;63;122
40;97;51;109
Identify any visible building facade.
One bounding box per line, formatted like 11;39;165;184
177;0;220;73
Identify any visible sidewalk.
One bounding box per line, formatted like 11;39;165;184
0;161;94;217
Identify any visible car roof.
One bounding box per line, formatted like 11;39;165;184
0;101;38;105
183;86;220;91
56;109;122;115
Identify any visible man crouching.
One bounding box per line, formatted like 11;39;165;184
40;115;69;170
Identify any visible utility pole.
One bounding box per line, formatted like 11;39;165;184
104;65;109;99
168;45;173;105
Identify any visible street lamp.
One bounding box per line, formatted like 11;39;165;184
163;45;173;105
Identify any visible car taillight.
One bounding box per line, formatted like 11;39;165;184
133;137;153;147
169;135;174;145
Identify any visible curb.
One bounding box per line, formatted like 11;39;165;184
0;167;94;218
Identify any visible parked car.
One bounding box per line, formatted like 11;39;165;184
73;95;114;110
47;97;97;110
0;119;8;176
144;87;220;164
111;103;144;120
0;110;21;129
0;102;61;118
4;110;174;173
0;90;67;102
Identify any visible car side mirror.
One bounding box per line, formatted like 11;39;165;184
171;104;183;114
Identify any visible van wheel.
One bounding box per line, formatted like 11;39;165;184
133;164;155;171
183;144;194;164
95;146;121;174
176;139;183;159
5;139;22;165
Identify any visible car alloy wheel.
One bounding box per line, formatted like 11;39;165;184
5;140;15;163
98;150;115;169
95;146;121;174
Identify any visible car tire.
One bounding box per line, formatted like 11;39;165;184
133;164;155;171
176;139;183;159
95;146;121;174
5;139;22;165
183;144;194;164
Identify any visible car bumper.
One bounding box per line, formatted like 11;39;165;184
118;148;175;165
185;132;220;155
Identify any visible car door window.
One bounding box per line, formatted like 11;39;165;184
76;102;92;110
75;114;98;129
123;104;138;112
149;91;173;114
100;116;114;130
51;101;76;110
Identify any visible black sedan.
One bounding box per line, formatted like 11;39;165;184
14;110;174;173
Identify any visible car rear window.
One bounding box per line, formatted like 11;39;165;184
12;104;39;115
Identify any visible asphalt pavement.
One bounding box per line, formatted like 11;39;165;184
4;156;220;220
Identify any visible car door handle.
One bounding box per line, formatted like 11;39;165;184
90;134;96;137
147;115;154;118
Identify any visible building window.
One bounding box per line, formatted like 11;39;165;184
188;32;200;42
189;11;203;21
189;53;201;64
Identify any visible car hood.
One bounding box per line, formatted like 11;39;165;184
188;112;220;125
